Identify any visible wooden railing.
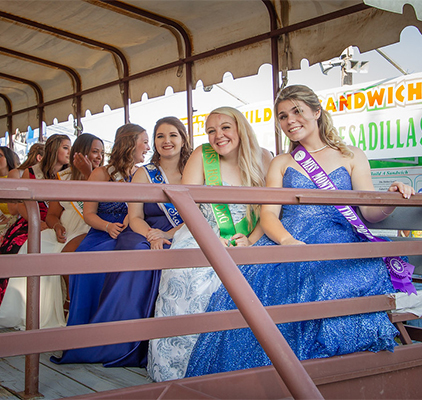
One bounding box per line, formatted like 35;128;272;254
0;178;421;399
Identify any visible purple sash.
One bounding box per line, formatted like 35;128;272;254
291;145;416;295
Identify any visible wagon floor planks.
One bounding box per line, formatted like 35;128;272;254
0;342;150;400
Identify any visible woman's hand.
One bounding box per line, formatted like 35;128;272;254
149;237;171;250
40;221;49;231
219;233;252;247
53;223;67;243
73;153;93;179
388;181;415;199
229;233;251;247
106;222;124;239
146;228;170;242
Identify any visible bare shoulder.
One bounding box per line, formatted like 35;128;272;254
182;145;205;185
270;153;291;170
348;145;370;167
191;144;204;160
88;165;110;182
7;168;20;179
349;145;367;160
21;168;30;179
132;166;149;184
265;153;291;186
185;145;204;171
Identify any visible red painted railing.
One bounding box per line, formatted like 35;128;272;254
0;178;421;399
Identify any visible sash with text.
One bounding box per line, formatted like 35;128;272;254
144;163;183;228
291;144;416;295
202;144;255;245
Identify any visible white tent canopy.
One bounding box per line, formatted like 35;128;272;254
0;0;421;136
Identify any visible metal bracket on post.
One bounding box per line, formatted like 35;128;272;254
163;187;323;400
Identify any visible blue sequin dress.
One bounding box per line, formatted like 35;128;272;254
185;166;398;377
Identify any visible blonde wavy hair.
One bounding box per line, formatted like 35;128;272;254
274;85;353;157
107;123;146;181
206;106;266;227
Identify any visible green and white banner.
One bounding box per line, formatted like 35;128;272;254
319;73;422;160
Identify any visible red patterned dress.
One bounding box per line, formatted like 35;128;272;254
0;167;48;305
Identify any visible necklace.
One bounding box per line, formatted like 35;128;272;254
308;144;328;153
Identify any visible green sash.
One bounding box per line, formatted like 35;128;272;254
202;143;256;245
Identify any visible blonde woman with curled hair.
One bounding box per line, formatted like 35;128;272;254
148;106;272;382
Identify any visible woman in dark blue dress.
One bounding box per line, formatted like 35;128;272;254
54;117;191;367
51;123;150;365
185;85;416;377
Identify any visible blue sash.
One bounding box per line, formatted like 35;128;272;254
143;163;183;228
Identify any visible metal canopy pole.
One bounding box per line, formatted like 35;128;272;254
23;201;42;399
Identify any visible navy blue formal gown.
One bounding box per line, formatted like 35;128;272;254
51;200;128;364
186;166;398;377
52;201;173;367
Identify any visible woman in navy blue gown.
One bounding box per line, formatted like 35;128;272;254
185;85;416;377
51;124;150;367
54;117;191;367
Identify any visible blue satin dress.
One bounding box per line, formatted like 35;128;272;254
186;167;398;377
53;201;174;367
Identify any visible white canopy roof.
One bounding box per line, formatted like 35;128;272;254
0;0;421;135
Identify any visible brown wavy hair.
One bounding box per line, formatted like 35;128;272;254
274;85;353;157
70;133;104;180
40;134;70;179
18;143;45;170
107;123;145;181
150;116;192;174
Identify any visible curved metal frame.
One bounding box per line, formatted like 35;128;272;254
0;9;130;123
0;72;44;141
94;0;195;145
0;3;371;148
0;93;12;146
0;46;82;134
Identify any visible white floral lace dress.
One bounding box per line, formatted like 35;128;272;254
148;200;248;382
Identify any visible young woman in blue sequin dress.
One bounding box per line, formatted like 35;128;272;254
185;85;415;378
